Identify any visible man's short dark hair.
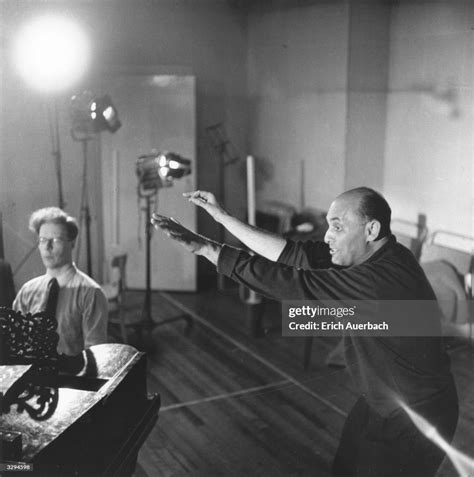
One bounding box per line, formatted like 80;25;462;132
345;187;392;240
29;207;79;241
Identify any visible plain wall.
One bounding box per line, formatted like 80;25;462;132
344;0;390;192
246;0;472;243
384;0;473;239
246;1;350;211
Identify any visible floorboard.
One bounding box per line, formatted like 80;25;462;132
108;288;474;477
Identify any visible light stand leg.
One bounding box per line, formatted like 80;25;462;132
48;99;65;209
78;139;93;278
136;195;193;351
216;150;226;291
84;204;93;278
141;196;153;330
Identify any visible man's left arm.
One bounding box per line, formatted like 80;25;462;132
277;240;334;270
218;245;376;301
82;287;109;348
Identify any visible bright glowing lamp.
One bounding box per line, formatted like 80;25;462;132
12;14;90;93
70;91;122;138
136;152;192;196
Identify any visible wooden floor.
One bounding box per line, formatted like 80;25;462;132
109;288;474;477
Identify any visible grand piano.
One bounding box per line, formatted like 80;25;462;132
0;308;160;476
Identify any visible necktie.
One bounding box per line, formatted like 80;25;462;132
45;277;60;320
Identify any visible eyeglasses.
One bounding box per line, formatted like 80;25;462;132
38;237;70;247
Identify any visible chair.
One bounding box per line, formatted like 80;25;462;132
102;254;128;344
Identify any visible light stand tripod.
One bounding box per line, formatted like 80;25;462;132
47;99;66;210
142;193;154;333
140;193;192;334
77;137;93;277
69;123;95;278
70;90;122;278
135;154;193;350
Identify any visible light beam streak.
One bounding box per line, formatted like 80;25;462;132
397;399;474;477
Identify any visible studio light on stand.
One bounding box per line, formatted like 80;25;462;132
70;91;121;277
89;95;122;133
135;152;193;349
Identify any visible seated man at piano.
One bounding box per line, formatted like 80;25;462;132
13;207;108;358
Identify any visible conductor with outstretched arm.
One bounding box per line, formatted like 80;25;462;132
151;187;458;477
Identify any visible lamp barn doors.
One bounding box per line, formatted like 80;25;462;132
99;72;196;291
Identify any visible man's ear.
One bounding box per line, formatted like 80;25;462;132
365;220;381;242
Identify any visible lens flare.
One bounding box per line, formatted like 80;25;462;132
12;14;90;93
398;399;474;477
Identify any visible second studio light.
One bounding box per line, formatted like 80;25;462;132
70;91;121;139
90;95;122;133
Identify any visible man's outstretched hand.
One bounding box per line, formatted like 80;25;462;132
183;190;227;223
151;214;205;253
151;213;222;264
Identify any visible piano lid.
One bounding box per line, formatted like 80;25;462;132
0;343;156;465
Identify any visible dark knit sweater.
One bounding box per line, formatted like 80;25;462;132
217;235;455;416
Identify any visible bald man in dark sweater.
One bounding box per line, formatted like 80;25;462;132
152;187;458;477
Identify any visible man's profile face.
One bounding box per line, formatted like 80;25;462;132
324;195;371;267
38;222;74;271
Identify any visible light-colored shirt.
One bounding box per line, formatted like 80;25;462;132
13;264;108;356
